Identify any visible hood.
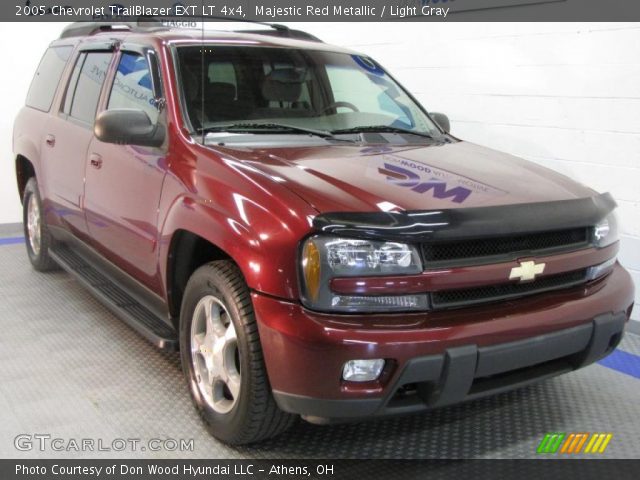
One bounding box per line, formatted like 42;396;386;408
215;141;596;213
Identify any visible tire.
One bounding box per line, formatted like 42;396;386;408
179;260;295;445
22;177;58;272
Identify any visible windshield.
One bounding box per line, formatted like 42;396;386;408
175;45;442;139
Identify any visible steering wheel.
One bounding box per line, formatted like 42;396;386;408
320;101;360;114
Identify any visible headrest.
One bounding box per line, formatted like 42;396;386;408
207;82;236;100
261;68;306;103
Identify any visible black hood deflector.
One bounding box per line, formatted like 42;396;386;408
312;193;616;242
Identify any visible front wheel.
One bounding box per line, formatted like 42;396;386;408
22;177;58;272
179;260;295;444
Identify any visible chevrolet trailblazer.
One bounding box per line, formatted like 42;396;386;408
13;21;634;444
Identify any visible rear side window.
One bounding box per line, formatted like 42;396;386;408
62;53;83;115
64;51;113;125
26;46;73;112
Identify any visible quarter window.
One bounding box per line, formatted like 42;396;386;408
26;46;73;112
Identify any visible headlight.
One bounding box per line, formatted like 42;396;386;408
300;235;428;312
593;212;619;248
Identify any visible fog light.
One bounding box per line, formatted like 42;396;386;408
342;359;385;382
331;294;427;311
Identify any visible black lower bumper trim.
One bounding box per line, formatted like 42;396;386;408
273;312;627;422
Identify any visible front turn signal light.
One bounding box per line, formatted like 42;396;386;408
302;239;321;301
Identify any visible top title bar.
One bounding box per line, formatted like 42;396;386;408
6;0;640;22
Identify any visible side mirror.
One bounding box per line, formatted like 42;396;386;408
94;109;164;147
430;112;450;134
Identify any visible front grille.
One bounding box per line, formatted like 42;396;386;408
423;227;590;266
431;269;588;309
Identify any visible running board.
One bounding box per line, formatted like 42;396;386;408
50;244;178;351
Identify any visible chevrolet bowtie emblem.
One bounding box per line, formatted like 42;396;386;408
509;260;546;282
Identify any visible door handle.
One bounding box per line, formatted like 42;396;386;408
45;134;55;147
89;153;103;169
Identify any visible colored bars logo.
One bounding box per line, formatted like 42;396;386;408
537;433;613;454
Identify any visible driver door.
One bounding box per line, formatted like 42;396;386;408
83;45;167;293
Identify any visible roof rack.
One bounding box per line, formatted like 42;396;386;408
59;17;322;42
195;17;322;42
236;28;322;42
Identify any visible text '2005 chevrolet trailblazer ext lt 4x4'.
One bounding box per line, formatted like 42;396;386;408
13;21;635;444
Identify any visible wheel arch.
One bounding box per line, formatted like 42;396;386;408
15;154;37;203
160;193;306;323
14;125;44;203
166;228;237;321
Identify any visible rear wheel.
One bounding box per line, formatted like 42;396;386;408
179;260;295;444
23;178;58;272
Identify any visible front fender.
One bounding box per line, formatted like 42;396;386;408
158;158;317;301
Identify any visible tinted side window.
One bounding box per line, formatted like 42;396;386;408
62;53;83;115
107;52;158;124
68;52;112;124
26;46;73;112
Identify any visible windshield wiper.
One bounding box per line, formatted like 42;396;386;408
199;122;354;141
330;125;435;139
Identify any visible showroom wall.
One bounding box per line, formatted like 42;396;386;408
1;23;63;225
296;22;640;321
1;22;638;321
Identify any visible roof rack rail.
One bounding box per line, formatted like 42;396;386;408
59;18;168;39
59;17;322;43
235;27;322;42
187;16;323;42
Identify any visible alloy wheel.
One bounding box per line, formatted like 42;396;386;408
27;193;41;256
190;295;241;414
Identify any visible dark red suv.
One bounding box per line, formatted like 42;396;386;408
13;21;634;444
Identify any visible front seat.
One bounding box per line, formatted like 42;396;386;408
250;68;312;119
204;82;238;121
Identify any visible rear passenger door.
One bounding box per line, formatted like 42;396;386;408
83;46;167;293
42;46;114;238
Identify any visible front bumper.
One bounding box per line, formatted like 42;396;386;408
253;264;634;422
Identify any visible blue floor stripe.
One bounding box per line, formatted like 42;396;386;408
0;236;25;246
598;349;640;379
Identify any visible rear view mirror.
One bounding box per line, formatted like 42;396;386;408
94;109;164;147
430;112;450;133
